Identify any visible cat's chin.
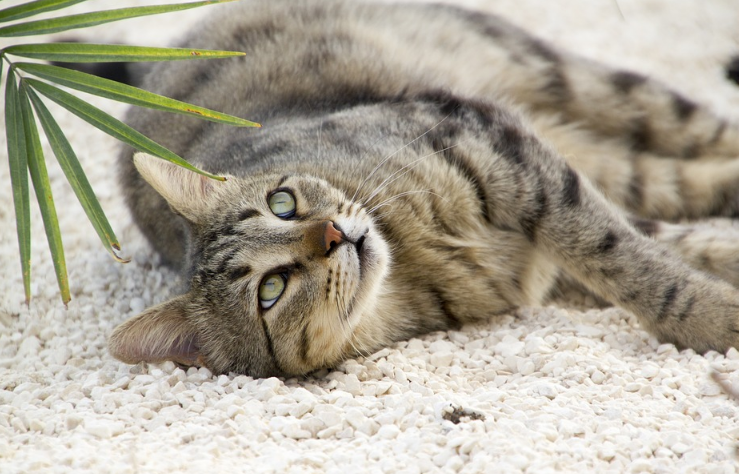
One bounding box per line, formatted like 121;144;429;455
344;229;391;331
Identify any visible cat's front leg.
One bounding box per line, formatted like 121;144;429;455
630;218;739;289
428;97;739;353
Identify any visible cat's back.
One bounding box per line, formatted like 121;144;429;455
123;0;528;161
119;0;544;270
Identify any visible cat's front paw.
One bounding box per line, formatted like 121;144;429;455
649;276;739;354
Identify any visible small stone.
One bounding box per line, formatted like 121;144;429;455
726;347;739;360
317;425;342;439
531;383;559;399
17;336;40;358
671;442;690;455
281;423;312;440
129;297;146;314
591;370;606;384
640;364;660;379
313;405;342;427
377;424;400;439
494;336;524;357
709;404;734;417
558;419;584;437
66;415;83;430
29;418;45;432
0;440;12;457
575;325;604;338
85;419;123;439
429;340;454;353
343;374;361;395
430;351;454;367
345;408;365;430
289;401;313;418
517;359;536;376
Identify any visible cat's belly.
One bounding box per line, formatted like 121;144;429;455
463;225;561;319
386;220;562;327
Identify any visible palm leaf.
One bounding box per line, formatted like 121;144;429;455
0;0;239;37
16;62;260;127
5;70;32;304
0;0;88;24
18;82;70;305
26;86;129;264
26;77;225;180
5;43;245;62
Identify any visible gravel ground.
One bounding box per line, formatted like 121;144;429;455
2;0;739;472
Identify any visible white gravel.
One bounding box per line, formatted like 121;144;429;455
2;0;739;472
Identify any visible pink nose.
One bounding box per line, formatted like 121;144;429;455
324;221;344;252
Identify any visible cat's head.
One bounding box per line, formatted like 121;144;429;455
109;153;391;377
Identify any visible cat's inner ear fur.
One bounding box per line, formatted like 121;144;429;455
133;152;228;223
108;294;202;367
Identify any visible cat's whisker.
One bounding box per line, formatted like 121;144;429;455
361;142;461;208
350;112;455;203
335;290;368;358
317;118;324;161
367;189;449;215
338;288;372;358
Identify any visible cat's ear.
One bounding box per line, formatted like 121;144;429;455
108;294;202;367
133;152;229;222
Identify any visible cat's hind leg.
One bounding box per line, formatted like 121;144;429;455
489;35;739;160
536;120;739;220
454;8;739;159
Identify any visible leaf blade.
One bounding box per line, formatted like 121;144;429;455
5;69;32;304
0;0;89;24
26;86;129;264
26;78;225;180
18;82;70;305
0;0;240;37
16;62;260;127
5;43;245;62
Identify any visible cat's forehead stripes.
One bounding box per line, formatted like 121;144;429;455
228;265;252;281
238;208;260;220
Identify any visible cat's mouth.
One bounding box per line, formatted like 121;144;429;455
354;235;368;274
328;222;368;270
355;235;366;254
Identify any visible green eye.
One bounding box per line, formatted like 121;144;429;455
259;274;286;309
269;191;296;218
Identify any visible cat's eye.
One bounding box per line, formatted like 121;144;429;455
269;191;296;218
259;273;287;309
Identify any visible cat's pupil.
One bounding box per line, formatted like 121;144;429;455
269;191;296;218
259;274;286;309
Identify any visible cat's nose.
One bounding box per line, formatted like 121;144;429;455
324;221;345;254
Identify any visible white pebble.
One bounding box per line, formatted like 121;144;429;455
345;408;366;430
84;419;123;439
590;370;606;384
129;297;146;314
429;351;454;367
377;425;400;439
429;340;455;353
494;336;524;357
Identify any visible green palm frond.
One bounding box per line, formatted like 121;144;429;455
1;0;255;305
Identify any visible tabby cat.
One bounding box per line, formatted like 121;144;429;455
109;0;739;377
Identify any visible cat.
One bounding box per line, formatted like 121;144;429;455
108;0;739;378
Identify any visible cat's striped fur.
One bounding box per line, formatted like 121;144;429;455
109;0;739;377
